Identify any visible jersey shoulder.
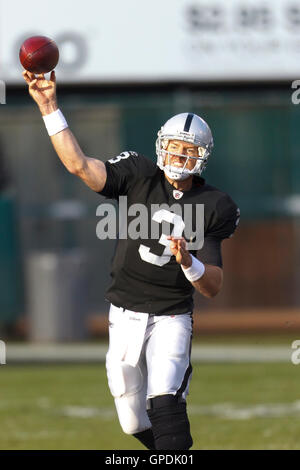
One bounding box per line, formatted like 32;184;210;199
100;151;157;198
106;151;156;176
201;182;240;240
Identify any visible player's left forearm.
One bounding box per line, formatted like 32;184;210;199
168;236;223;298
191;264;223;298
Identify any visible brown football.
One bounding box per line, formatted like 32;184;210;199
19;36;59;74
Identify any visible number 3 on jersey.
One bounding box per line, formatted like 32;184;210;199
138;209;185;267
108;151;137;164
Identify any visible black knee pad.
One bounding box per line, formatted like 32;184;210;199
147;395;193;450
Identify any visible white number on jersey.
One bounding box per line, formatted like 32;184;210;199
108;151;137;164
138;209;185;267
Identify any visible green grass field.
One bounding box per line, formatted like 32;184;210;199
1;360;300;450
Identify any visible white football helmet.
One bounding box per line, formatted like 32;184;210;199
156;112;214;181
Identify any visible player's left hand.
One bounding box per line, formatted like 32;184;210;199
167;236;192;268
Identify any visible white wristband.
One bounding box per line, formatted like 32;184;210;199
181;255;205;282
42;109;68;136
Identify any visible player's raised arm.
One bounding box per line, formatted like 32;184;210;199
22;70;107;192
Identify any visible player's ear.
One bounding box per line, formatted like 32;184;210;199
162;139;169;150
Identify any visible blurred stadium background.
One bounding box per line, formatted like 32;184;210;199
1;0;300;450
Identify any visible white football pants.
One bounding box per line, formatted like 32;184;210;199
105;304;193;435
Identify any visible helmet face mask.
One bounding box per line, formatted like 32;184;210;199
156;113;214;181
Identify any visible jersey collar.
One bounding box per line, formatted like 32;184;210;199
163;174;206;198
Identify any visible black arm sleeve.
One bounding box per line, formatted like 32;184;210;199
198;194;240;268
197;237;223;267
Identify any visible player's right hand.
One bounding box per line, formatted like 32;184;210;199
22;70;58;115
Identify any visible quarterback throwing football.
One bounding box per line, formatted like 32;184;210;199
23;70;239;450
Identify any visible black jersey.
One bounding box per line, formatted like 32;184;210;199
98;151;239;315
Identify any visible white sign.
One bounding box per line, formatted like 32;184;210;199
1;0;300;83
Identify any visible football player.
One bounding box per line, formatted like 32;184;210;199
23;70;239;450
